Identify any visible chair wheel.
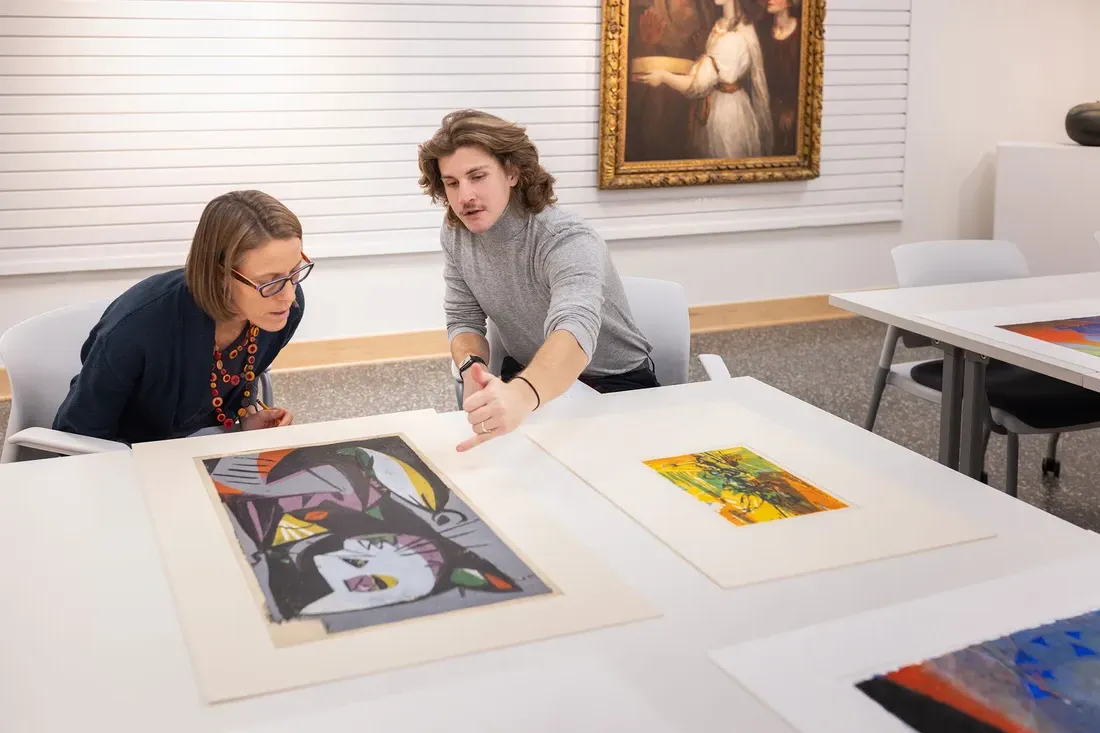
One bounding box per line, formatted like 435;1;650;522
1042;458;1062;478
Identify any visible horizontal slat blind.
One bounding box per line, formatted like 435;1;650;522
0;0;910;275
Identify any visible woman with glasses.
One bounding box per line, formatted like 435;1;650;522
53;190;312;445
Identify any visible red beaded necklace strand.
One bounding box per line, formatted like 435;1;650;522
211;323;260;428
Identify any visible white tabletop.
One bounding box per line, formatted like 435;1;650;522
829;271;1100;386
3;377;1100;732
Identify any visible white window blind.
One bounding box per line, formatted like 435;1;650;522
0;0;910;275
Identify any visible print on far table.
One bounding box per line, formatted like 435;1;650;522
643;446;848;526
857;608;1100;732
202;434;552;642
1000;315;1100;358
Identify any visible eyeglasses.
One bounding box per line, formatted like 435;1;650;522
231;252;314;298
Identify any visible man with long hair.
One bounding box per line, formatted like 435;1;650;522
417;110;657;451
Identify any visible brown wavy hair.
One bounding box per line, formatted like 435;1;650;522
417;109;557;229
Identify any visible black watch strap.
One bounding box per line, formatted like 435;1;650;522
459;354;486;375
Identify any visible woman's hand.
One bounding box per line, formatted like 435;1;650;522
639;7;667;46
779;111;795;133
239;405;293;431
633;69;668;88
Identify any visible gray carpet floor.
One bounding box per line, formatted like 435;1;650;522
4;316;1098;531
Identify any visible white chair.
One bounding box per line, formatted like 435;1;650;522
1;299;277;463
0;299;128;463
618;276;692;386
452;276;725;405
864;239;1100;496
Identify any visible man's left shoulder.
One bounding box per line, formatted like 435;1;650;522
532;205;604;245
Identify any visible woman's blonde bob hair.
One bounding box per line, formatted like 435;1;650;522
184;190;303;322
417;109;557;229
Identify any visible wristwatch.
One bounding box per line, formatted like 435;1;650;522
458;354;486;375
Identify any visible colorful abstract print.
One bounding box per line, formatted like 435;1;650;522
857;609;1100;732
1001;316;1100;357
643;446;848;526
202;435;550;636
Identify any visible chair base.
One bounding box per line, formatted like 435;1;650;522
868;358;1092;499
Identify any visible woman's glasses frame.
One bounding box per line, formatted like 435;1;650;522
231;252;314;298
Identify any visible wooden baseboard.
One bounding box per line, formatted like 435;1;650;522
689;293;853;333
270;329;450;372
269;293;851;372
0;293;852;401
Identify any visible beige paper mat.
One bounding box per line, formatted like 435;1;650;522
131;410;657;703
523;400;996;589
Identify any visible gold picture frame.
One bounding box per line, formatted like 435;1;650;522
597;0;827;189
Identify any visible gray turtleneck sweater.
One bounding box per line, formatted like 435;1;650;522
441;201;653;378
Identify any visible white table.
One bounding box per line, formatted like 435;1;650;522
3;378;1100;732
830;271;1100;479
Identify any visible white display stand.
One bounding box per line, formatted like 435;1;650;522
994;141;1100;276
709;553;1100;733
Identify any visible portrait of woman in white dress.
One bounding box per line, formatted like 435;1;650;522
599;0;824;188
634;0;774;161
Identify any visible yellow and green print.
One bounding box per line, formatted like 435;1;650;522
644;446;848;526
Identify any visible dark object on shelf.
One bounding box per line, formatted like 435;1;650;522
1066;102;1100;146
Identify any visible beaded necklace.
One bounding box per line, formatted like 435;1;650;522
211;323;260;428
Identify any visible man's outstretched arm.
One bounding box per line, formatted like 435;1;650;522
456;229;604;450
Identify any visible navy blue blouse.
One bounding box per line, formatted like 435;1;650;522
53;268;304;445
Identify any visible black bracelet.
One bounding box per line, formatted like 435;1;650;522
514;375;541;410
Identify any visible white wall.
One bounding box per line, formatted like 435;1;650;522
0;0;1097;364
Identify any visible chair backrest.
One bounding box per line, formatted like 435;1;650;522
619;276;691;386
887;240;1031;350
485;321;507;379
0;298;111;463
891;239;1030;288
485;276;691;387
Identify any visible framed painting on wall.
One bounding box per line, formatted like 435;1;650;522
597;0;826;189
